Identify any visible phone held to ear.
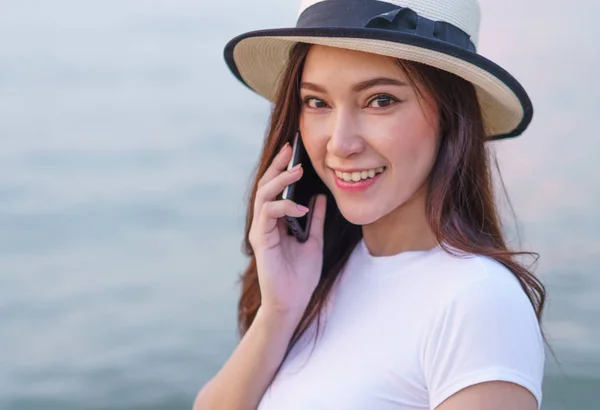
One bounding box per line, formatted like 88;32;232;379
281;131;324;243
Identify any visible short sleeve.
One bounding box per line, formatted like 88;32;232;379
423;274;545;410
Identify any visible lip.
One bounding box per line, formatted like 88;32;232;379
331;167;384;173
332;168;385;192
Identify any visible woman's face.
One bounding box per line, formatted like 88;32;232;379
299;45;441;226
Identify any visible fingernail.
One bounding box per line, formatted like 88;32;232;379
279;142;290;153
290;163;302;172
297;204;309;213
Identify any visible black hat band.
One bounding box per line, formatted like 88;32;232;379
297;0;476;52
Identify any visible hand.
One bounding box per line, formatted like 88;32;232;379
248;143;327;319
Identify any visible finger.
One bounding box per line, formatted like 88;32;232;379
257;143;292;189
256;164;303;207
254;159;301;224
308;194;327;245
259;200;309;236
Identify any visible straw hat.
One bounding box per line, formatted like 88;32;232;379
224;0;533;140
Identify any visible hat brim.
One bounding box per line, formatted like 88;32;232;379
224;27;533;140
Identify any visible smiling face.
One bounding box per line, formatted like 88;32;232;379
299;45;441;226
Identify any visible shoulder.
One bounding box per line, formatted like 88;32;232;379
424;245;532;312
421;248;545;409
421;245;545;371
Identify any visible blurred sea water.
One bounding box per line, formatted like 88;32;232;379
0;0;598;409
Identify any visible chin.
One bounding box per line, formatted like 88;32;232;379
335;202;387;226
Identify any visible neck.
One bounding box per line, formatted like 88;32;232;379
361;185;438;256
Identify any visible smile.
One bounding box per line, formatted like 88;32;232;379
334;167;386;182
331;166;387;192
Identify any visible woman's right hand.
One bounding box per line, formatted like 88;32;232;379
248;142;328;320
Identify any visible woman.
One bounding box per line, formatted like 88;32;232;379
194;0;546;409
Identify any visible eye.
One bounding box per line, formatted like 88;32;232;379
367;94;399;108
303;97;329;109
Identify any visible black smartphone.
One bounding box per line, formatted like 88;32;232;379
281;131;326;242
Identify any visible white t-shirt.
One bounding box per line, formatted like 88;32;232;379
257;239;545;410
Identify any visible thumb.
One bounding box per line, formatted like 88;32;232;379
308;194;327;244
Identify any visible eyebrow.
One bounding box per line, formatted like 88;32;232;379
300;77;408;94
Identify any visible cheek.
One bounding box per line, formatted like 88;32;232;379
299;118;328;170
385;112;439;185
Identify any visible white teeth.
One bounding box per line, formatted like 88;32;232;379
334;167;385;182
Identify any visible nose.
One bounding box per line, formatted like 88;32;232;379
327;108;365;158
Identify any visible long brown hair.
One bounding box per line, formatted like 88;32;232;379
236;43;546;359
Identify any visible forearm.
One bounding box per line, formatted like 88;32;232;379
193;308;301;410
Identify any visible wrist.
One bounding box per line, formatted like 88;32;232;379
256;305;304;333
